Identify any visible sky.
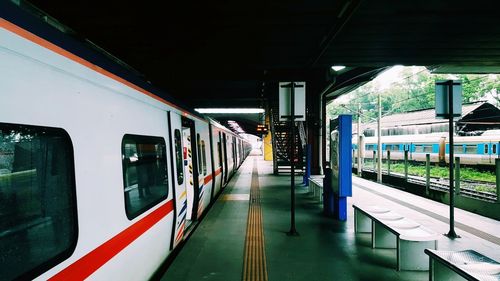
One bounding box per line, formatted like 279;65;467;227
333;65;428;104
333;65;404;104
331;65;500;114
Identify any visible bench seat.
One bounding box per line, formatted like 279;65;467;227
425;249;500;281
308;175;324;202
353;204;439;271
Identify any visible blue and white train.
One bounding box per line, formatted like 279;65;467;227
355;132;500;166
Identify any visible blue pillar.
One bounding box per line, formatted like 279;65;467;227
328;115;352;221
334;194;347;221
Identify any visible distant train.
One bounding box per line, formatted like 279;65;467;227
353;132;500;166
0;2;251;280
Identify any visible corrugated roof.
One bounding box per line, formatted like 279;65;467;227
359;102;488;130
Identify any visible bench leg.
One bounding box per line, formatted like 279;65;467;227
398;240;436;271
372;222;396;249
354;209;372;233
431;258;468;280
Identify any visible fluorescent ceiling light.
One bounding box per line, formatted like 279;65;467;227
331;65;346;71
195;108;264;114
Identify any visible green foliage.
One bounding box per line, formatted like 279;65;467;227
475;185;496;194
388;162;495;183
327;66;500;121
378;162;496;193
459;167;496;183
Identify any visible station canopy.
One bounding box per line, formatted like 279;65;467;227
21;0;500;134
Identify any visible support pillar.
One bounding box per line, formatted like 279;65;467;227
264;114;273;161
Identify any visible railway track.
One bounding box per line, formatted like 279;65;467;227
361;168;498;202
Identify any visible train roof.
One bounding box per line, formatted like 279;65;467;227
363;133;500;144
207;117;240;136
1;1;206;122
482;129;500;136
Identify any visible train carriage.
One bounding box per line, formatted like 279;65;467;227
356;133;500;167
0;2;251;280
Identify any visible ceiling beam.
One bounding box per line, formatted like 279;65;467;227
309;0;362;67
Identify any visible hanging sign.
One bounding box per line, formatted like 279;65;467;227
435;80;462;119
279;82;306;121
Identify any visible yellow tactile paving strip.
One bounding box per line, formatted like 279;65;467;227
242;159;268;281
220;194;250;201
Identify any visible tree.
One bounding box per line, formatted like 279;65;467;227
326;67;500;124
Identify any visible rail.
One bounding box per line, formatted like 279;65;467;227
360;167;497;202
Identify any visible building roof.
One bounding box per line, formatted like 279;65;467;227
380;102;485;127
356;102;500;133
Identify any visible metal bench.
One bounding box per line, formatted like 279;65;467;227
425;249;500;281
308;175;324;202
353;204;439;271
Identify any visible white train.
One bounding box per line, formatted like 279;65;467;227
355;132;500;166
0;2;251;280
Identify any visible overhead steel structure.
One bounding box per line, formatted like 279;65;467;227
16;0;500;173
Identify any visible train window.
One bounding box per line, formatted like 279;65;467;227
493;144;497;154
415;145;423;153
465;145;477;154
196;134;202;175
201;140;207;175
423;145;433;153
0;123;77;280
415;144;431;153
453;145;463;153
485;144;489;154
174;130;184;185
122;134;168;220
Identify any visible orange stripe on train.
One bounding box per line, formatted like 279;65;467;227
0;18;203;121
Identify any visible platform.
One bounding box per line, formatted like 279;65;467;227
160;153;500;281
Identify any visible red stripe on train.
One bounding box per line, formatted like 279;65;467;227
204;174;212;185
214;167;222;176
49;200;174;281
203;167;223;185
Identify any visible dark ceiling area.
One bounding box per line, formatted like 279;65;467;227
19;0;500;134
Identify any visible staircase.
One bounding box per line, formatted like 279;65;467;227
269;106;306;175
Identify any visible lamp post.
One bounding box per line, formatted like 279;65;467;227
357;103;362;176
377;92;382;183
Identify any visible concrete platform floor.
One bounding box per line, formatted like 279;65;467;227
160;154;500;281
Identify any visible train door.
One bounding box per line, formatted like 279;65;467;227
232;136;237;169
222;132;229;184
491;142;499;162
240;141;246;161
239;140;243;165
217;132;225;190
181;117;200;228
438;137;446;164
235;138;240;166
168;112;188;248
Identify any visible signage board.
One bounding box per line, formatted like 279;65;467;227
279;82;306;121
435;80;462;119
